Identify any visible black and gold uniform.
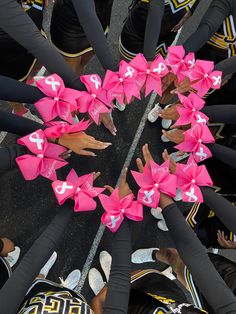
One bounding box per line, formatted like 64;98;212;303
0;0;45;81
119;0;198;61
50;0;114;58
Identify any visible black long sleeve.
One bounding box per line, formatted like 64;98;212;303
0;207;73;314
189;0;201;14
207;143;236;169
0;75;45;103
184;0;232;53
0;145;28;172
162;202;236;314
103;220;132;314
0;0;84;90
201;187;236;235
0;111;45;135
71;0;117;71
215;56;236;77
143;0;165;61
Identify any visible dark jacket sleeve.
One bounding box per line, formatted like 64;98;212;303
189;0;201;14
0;145;28;172
0;0;83;90
162;202;236;314
184;0;231;53
143;0;165;61
0;207;73;314
214;56;236;77
71;0;117;71
0;76;45;103
103;220;132;314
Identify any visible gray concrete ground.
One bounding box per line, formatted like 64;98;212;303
1;0;236;306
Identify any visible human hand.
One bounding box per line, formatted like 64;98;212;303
105;168;132;199
162;149;177;174
171;11;192;32
0;238;15;257
136;144;154;173
162;129;184;144
217;230;236;249
159;104;180;121
171;77;197;95
58;132;112;157
100;113;117;136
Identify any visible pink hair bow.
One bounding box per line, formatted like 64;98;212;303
167;46;195;82
173;92;209;127
175;155;213;203
16;129;67;181
103;60;140;104
175;123;215;163
44;120;90;138
187;60;222;97
131;160;177;208
99;189;143;232
34;74;80;124
52;169;104;212
130;53;169;96
77;74;111;125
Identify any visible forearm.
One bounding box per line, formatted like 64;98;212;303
143;0;165;61
0;145;28;172
184;24;212;53
215;56;236;77
207;143;236;169
162;202;236;313
103;220;131;313
201;187;236;234
72;0;117;71
0;207;73;314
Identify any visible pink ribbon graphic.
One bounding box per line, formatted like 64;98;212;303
175;123;215;163
99;189;143;232
44;120;90;138
16;129;67;181
167;46;195;82
131;160;177;208
173;92;208;127
175;155;213;203
187;60;222;97
103;60;140;104
130;53;169;96
52;169;104;212
35;74;80;124
77;74;112;125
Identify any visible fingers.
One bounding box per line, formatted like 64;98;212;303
100;113;117;136
59;150;72;160
162;148;170;161
104;185;114;194
120;168;128;187
79;149;97;157
93;171;101;180
136;158;144;173
86;139;112;150
143;144;153;166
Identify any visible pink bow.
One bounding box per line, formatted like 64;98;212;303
16;129;67;181
173;92;208;127
103;60;140;104
131;160;177;208
34;74;80;124
175;155;213;203
187;60;222;96
77;74;112;125
175;123;215;163
52;169;104;212
99;189;143;232
130;53;169;96
44;120;90;138
167;46;195;82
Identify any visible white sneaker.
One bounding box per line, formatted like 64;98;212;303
157;220;169;232
5;246;20;268
59;269;81;290
174;189;182;202
151;207;163;220
39;252;57;278
89;268;105;296
162;266;176;280
114;100;126;111
132;248;159;264
170;152;189;163
73;115;80;124
148;103;162;123
161;104;172;129
99;251;112;282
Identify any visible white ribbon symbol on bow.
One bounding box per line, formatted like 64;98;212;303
55;182;74;195
196;114;207;124
90;75;101;90
188;58;195;69
29;132;44;150
107;215;121;229
45;76;61;91
185;188;198;202
124;66;135;78
153;63;166;74
212;76;221;86
142;190;155;204
196;147;207;161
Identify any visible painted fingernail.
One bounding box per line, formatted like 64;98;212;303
106;143;112;146
68;150;73;153
92;153;97;157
